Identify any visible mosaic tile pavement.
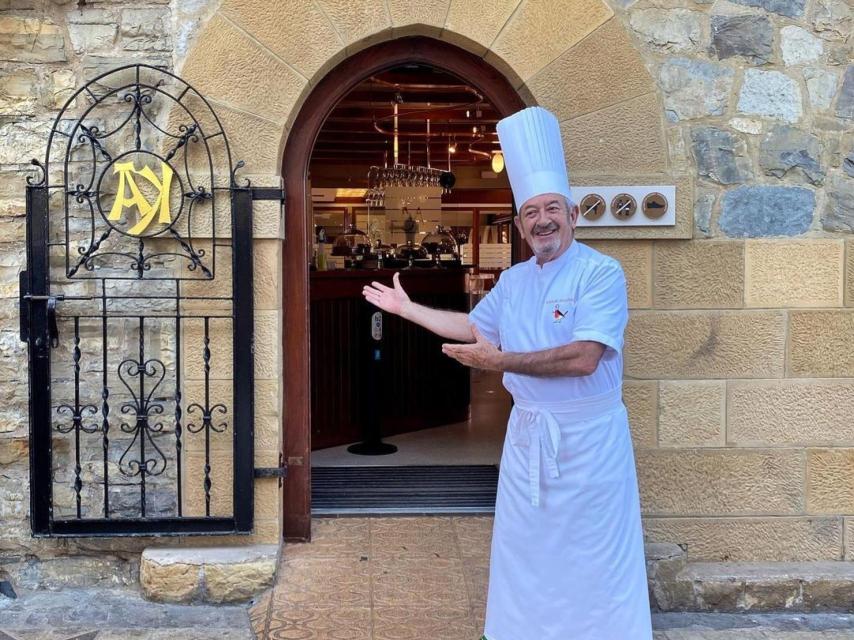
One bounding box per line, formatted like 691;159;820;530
249;516;489;640
1;517;853;639
249;516;854;640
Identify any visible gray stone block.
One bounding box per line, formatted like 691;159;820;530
719;185;814;237
694;190;716;237
629;8;703;53
821;175;854;232
811;0;852;40
660;58;734;122
781;26;824;67
728;0;806;17
691;127;754;185
646;543;690;611
662;561;854;612
710;15;773;64
738;68;803;123
835;65;854;120
804;67;838;111
759;125;825;185
7;555;139;591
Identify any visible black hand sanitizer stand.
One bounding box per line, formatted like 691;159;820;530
348;308;398;455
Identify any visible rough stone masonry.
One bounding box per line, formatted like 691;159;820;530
1;0;854;609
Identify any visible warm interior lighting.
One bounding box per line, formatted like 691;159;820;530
491;151;504;173
335;188;368;198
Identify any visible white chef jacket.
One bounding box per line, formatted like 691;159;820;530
466;238;652;640
469;238;627;401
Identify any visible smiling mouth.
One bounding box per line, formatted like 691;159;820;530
534;228;557;237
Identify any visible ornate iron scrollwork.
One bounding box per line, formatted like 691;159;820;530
23;64;260;536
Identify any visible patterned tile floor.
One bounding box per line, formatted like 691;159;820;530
249;517;854;640
2;517;853;639
250;516;489;640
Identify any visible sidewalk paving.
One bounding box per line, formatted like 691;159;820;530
2;517;854;639
0;586;252;639
248;516;854;639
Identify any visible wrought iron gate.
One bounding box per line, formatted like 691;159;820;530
19;64;282;536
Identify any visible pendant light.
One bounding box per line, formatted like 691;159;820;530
491;151;505;174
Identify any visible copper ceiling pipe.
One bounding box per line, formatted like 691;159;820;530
367;76;483;101
466;144;492;160
372;120;487;140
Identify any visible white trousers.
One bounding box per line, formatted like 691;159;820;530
483;387;652;640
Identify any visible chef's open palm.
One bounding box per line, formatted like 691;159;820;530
362;272;410;316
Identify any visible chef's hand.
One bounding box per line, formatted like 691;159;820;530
442;324;503;371
362;272;410;316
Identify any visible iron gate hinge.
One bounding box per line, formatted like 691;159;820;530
251;186;285;202
254;452;287;487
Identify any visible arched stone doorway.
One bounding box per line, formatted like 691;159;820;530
177;0;675;545
280;36;527;539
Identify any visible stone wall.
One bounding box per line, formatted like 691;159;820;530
0;0;281;587
605;0;854;562
1;0;853;578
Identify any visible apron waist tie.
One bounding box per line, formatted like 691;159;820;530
512;387;623;508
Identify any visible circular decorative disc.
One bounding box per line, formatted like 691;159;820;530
642;192;668;219
611;193;637;220
96;150;184;238
580;193;606;221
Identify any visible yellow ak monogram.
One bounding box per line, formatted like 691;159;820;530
107;161;173;235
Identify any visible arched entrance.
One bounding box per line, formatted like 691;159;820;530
281;36;527;540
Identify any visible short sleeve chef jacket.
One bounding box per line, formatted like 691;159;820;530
468;239;628;403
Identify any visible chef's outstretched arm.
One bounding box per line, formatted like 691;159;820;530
362;272;474;343
442;325;605;377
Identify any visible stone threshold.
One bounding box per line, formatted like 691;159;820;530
140;545;279;604
648;543;854;613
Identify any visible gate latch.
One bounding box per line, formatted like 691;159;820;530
19;279;61;348
254;452;287;487
46;296;59;348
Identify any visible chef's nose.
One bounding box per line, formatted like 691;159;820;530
533;208;553;227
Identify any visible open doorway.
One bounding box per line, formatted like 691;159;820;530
281;37;526;539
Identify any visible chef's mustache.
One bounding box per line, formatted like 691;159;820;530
533;223;559;234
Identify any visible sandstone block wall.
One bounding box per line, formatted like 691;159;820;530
0;0;852;567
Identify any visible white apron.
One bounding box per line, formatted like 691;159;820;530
483;386;652;640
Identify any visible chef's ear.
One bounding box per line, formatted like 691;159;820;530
567;197;580;227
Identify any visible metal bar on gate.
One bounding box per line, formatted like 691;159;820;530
48;516;238;537
231;186;255;533
25;183;52;536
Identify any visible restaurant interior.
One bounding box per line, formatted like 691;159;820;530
306;63;518;512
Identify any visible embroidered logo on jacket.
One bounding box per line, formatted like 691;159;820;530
552;304;568;323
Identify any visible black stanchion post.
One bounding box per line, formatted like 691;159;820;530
348;307;397;455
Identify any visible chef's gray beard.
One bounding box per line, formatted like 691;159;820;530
533;236;560;261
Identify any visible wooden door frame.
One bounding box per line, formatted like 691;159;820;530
281;36;526;541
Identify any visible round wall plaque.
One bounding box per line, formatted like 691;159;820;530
642;192;668;219
580;193;606;221
611;193;637;220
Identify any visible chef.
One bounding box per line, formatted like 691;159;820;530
362;106;652;640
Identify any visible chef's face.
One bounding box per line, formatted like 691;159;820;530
514;193;578;264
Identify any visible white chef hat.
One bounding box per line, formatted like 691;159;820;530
496;106;573;211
